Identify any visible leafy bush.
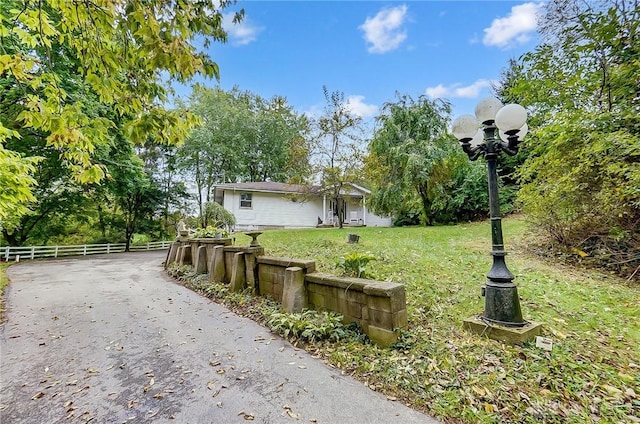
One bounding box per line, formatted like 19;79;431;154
192;225;229;238
203;202;235;229
267;309;354;343
166;262;364;344
336;252;376;278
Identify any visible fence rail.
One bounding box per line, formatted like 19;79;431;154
2;241;173;261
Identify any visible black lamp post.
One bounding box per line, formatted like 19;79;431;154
452;97;529;328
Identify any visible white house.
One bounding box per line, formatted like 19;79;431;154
213;182;392;230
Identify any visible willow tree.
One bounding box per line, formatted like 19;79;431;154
0;0;243;230
367;94;478;226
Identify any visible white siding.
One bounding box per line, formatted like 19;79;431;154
223;190;324;230
365;211;392;227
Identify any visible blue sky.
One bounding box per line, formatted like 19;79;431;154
181;1;543;124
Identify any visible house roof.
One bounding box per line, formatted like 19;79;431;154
214;182;321;194
215;181;372;196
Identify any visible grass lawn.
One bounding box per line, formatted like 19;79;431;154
231;217;639;423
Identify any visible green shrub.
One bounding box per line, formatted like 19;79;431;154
267;309;354;343
336;252;376;278
203;202;236;228
192;225;229;238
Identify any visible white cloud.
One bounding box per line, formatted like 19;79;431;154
359;5;409;54
425;80;493;99
483;2;542;48
223;13;262;45
346;95;378;118
453;80;492;98
425;84;449;99
303;96;378;120
303;105;322;120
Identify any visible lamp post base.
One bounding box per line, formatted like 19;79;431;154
463;315;542;345
483;281;525;327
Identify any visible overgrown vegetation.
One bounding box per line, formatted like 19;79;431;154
166;264;363;345
501;0;640;279
227;222;639;423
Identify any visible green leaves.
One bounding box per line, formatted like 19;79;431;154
0;145;39;229
0;0;241;227
501;0;640;277
336;252;376;278
367;94;484;225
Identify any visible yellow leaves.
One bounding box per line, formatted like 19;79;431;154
484;403;498;413
0;53;38;82
472;385;487;397
571;247;589;258
0;144;39;223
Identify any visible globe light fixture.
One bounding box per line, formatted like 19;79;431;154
452;97;542;343
451;114;479;140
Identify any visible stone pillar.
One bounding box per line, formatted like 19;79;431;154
244;247;264;292
195;245;208;274
165;241;180;267
178;245;191;266
209;245;226;283
229;252;246;292
282;267;306;313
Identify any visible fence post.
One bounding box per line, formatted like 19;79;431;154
4;246;8;261
107;244;110;254
83;245;87;255
147;242;150;251
31;247;35;260
54;246;59;258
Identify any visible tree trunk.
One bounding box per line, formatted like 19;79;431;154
2;229;20;247
418;185;433;226
97;204;107;239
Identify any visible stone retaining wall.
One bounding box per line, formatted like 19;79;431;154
165;238;407;346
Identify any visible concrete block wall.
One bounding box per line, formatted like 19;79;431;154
256;256;316;302
166;238;408;346
305;273;407;346
255;259;407;346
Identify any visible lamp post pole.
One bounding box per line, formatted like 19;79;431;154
480;123;524;326
453;98;529;328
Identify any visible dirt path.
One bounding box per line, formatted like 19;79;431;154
0;251;437;423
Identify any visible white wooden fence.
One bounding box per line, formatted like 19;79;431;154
2;241;173;262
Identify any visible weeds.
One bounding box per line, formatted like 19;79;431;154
336;252;376;278
267;309;359;343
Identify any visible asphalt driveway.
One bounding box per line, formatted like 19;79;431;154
0;251;437;423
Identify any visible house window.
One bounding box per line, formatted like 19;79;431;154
240;193;252;208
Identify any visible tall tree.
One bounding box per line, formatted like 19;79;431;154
177;86;310;227
137;142;190;237
102;136;164;251
367;94;480;225
0;0;243;228
312;87;365;229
